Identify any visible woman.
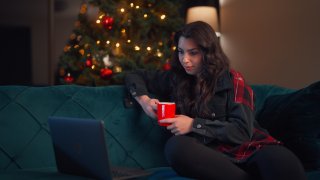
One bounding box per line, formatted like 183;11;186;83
125;21;306;180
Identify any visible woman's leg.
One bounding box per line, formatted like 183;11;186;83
164;135;251;180
244;145;307;180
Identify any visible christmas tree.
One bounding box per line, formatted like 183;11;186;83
56;0;184;86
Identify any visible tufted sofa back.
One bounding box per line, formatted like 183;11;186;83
0;85;170;170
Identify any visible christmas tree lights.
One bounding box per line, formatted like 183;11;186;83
56;0;184;86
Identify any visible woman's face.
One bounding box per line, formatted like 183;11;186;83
177;36;203;76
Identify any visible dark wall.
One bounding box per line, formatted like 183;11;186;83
0;26;32;85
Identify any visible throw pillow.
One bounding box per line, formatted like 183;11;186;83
256;81;320;170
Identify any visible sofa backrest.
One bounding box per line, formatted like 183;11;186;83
0;85;170;170
0;84;296;171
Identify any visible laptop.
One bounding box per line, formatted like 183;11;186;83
48;116;150;180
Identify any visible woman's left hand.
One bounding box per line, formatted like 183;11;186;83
159;115;194;135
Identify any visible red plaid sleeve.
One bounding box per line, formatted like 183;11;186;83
230;69;254;110
217;128;282;162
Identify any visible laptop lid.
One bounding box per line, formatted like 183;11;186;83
48;116;114;180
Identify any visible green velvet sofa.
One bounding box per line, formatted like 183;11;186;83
0;84;319;180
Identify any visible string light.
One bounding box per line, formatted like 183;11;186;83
96;19;101;24
134;46;140;51
144;14;148;18
160;14;166;20
127;39;131;43
74;45;80;49
156;49;163;57
91;65;95;70
146;47;152;51
121;29;126;33
106;40;110;44
96;40;100;45
136;6;140;9
130;3;134;7
116;43;120;47
120;8;125;13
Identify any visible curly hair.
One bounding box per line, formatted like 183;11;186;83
170;21;230;118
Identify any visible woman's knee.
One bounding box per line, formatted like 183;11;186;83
249;145;306;180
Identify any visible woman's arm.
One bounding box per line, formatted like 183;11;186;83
125;69;173;119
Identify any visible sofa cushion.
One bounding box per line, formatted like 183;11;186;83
255;81;320;170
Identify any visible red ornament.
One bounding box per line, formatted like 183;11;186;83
102;15;114;30
64;73;74;84
85;58;92;67
163;62;171;71
100;68;113;79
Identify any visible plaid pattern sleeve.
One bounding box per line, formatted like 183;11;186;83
230;69;254;110
217;128;282;163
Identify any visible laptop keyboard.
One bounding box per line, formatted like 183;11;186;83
111;168;133;177
111;166;149;179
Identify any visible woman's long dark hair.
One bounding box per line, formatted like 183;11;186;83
171;21;230;118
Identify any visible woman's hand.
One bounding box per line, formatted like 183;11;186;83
159;115;194;135
136;95;159;119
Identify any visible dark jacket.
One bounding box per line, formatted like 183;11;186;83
125;69;280;162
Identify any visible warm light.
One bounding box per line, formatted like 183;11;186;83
130;3;134;7
96;40;100;44
147;47;152;51
160;14;166;20
144;14;148;18
172;46;176;51
114;66;122;73
127;39;131;43
158;41;163;46
99;15;104;19
121;29;126;33
186;6;220;35
156;50;163;57
96;19;101;24
116;43;120;47
91;65;95;69
74;45;79;48
134;46;140;51
136;6;140;9
106;40;110;44
120;8;125;13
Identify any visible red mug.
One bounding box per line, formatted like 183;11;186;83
157;102;176;126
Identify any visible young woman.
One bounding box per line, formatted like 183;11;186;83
125;21;306;180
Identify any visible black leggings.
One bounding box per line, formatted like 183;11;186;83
164;136;307;180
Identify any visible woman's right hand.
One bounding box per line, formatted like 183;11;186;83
135;95;159;119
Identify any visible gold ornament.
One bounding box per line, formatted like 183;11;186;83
70;33;76;40
80;3;87;14
64;45;71;52
79;49;85;56
59;68;66;76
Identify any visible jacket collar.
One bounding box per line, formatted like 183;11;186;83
215;70;233;93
